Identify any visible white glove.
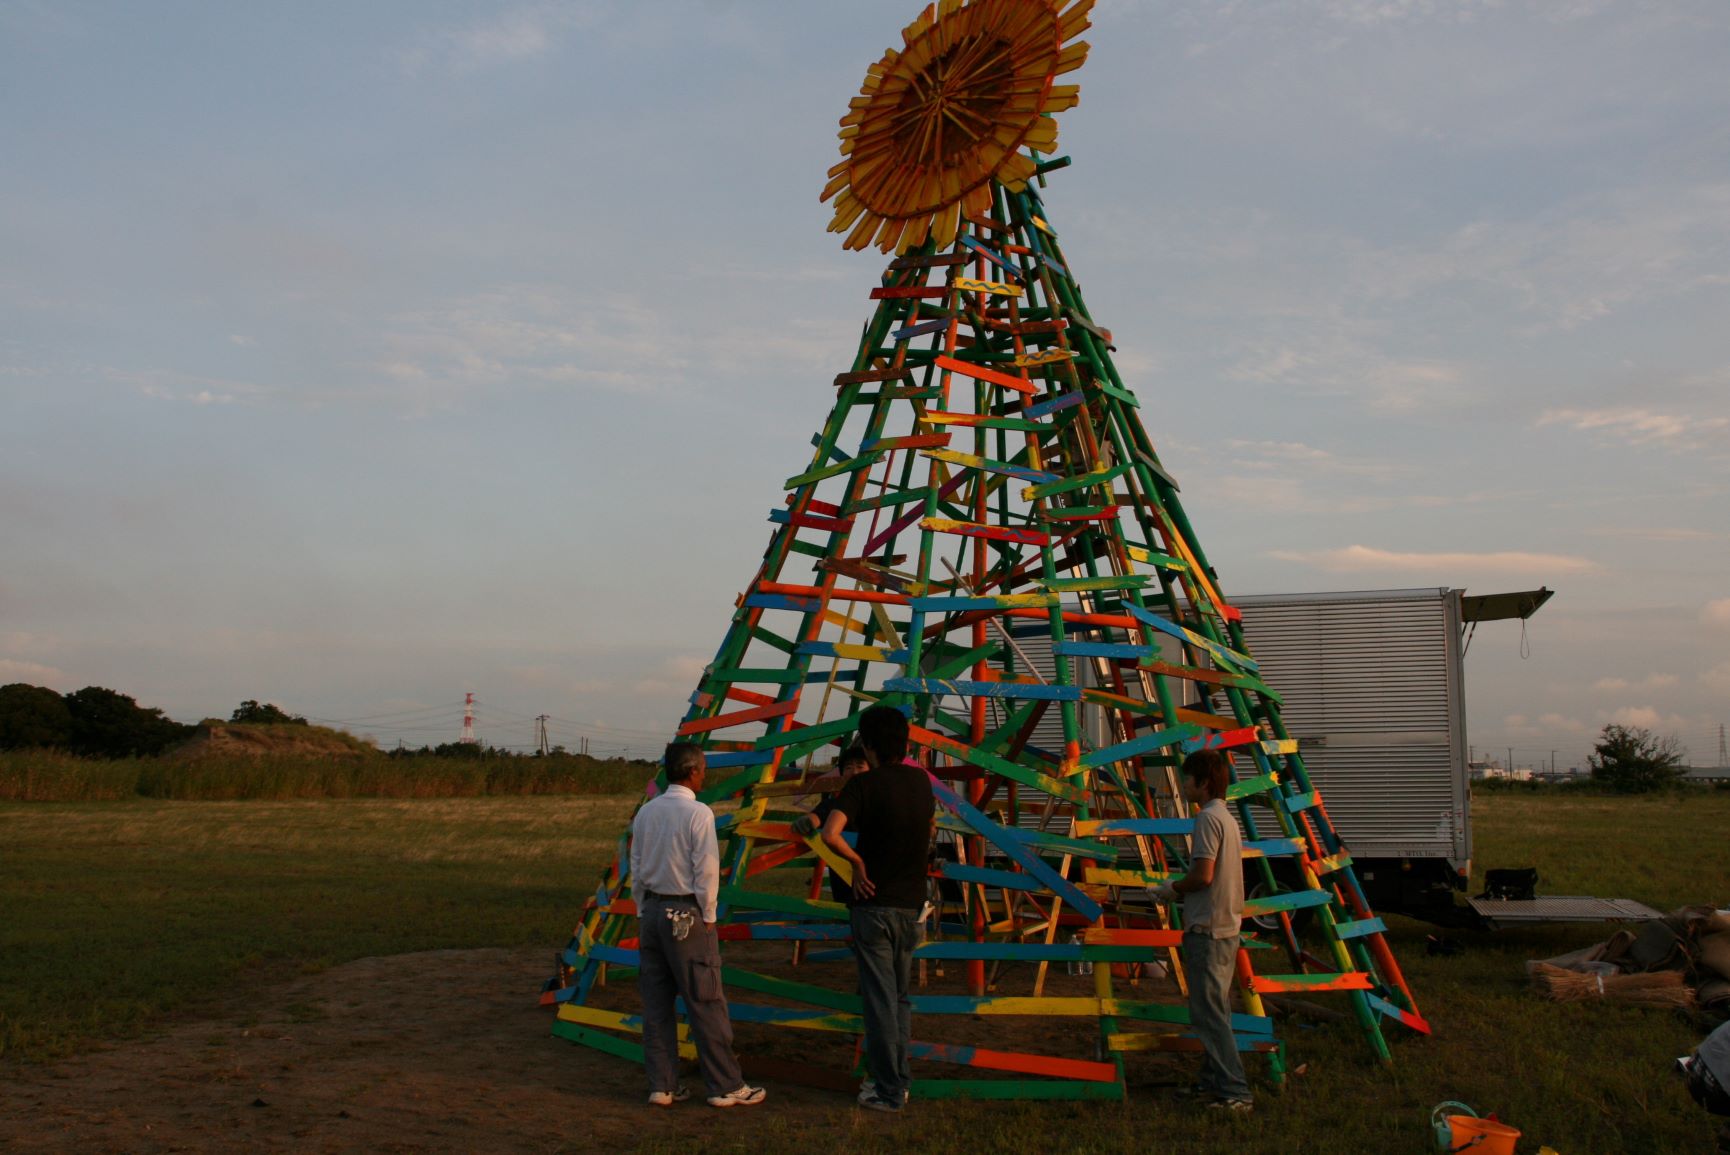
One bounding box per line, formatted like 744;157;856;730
1149;882;1178;904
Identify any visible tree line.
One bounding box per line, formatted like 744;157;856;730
0;686;316;759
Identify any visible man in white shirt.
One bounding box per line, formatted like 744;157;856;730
630;742;765;1109
1151;748;1252;1112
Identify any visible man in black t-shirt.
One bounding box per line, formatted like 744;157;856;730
820;705;933;1113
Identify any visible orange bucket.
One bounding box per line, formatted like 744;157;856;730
1431;1102;1521;1155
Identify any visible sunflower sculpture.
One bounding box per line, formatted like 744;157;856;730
821;0;1093;254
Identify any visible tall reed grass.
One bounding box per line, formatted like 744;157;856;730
0;749;654;802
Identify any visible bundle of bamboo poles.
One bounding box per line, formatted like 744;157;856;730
1529;963;1696;1009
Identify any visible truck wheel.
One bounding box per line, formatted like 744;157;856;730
1244;879;1315;937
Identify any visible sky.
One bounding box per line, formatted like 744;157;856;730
2;0;1726;765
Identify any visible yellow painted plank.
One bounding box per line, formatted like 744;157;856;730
954;277;1023;297
1013;348;1073;368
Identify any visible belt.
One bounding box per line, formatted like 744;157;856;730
643;889;696;902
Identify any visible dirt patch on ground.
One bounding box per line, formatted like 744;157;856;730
0;946;1198;1153
0;948;878;1153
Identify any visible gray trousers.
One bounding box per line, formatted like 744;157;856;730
851;905;918;1102
1182;931;1251;1101
637;896;743;1096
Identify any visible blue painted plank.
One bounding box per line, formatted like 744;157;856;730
1080;724;1206;767
959;235;1021;277
893;317;950;342
744;593;821;614
884;677;1083;702
702;750;776;769
1334;917;1388;941
1052;640;1154;660
1126;604;1260;673
939;862;1047;891
1022;391;1084;419
797;640;911;663
928;776;1103;921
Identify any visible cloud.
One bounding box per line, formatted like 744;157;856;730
1227;331;1467;412
1503;712;1588;739
1702;664;1730;695
397;6;592;75
1703;599;1730;628
1268;544;1600;576
374;286;689;402
630;655;710;698
1538;407;1730;452
106;367;257;405
1606;706;1691;733
228;335;256;348
0;657;70;688
1592;673;1678;693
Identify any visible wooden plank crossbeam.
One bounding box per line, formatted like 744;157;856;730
833;366;912;386
954;276;1023;297
910;1079;1124;1101
870;285;948;299
934;354;1037;395
921;410;1049;433
1080;724;1205;767
889;677;1081;702
1105;1033;1278;1056
908;1040;1118;1084
1126;605;1259;674
1022;462;1131;502
928;776;1102;920
910;723;1086;805
1248;972;1374;995
1333;917;1389;941
920;517;1051;546
921;447;1058;484
676;698;798;737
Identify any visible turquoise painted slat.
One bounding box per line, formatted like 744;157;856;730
1080;724;1205;767
884;678;1083;702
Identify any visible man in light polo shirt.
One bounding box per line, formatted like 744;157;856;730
1151;748;1251;1113
629;742;765;1109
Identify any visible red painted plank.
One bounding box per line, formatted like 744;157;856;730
791;495;846;517
677;699;799;737
1191;727;1261;752
870;286;948;299
1043;505;1121;523
833;366;913;385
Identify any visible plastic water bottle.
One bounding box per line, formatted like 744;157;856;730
1066;933;1093;977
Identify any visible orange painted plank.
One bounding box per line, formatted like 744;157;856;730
1082;928;1184;949
934;355;1036;395
758;581;910;606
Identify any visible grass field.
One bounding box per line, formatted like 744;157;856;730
2;791;1726;1153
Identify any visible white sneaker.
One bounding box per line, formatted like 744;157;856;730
647;1085;690;1107
708;1084;767;1108
859;1079;910;1105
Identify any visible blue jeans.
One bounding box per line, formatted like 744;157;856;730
1182;931;1251;1102
850;905;918;1102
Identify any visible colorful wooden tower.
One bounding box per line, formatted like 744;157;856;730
543;0;1429;1100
